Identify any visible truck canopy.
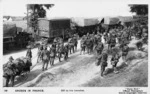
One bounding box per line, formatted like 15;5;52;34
71;17;99;27
38;18;71;38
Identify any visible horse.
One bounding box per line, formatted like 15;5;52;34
3;57;32;87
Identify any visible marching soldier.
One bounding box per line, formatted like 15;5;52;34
49;44;56;66
117;31;122;44
103;32;108;44
37;44;43;63
5;56;17;75
97;49;108;77
80;35;86;55
86;37;93;54
111;53;121;73
73;34;78;51
137;27;142;39
122;43;129;64
108;36;116;54
68;36;75;54
26;46;32;62
95;41;104;55
40;46;50;71
142;28;148;44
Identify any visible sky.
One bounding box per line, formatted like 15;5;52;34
2;0;137;18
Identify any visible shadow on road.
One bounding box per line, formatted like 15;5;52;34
14;69;42;87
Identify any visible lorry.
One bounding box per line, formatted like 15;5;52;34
37;18;72;42
3;22;31;53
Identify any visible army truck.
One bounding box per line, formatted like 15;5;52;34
3;22;17;51
3;22;32;53
38;18;72;42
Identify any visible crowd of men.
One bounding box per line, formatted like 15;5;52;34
79;23;148;77
35;34;79;71
3;21;148;86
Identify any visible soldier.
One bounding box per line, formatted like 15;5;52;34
142;28;148;44
64;43;69;60
37;44;43;63
108;36;116;53
136;41;143;50
40;46;50;71
86;33;90;39
68;36;75;54
111;53;121;73
96;49;108;77
49;44;56;66
97;33;102;43
80;35;86;55
95;41;104;55
128;27;132;40
86;37;93;54
122;43;129;64
26;46;32;62
103;32;108;44
5;56;16;75
73;34;78;52
117;31;122;44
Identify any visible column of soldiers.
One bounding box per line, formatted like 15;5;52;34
5;22;148;80
36;34;79;71
80;23;148;78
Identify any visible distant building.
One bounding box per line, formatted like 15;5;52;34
3;16;13;22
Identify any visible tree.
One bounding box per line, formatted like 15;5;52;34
27;4;54;38
129;4;148;15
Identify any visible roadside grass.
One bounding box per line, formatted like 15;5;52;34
82;41;148;87
125;60;148;87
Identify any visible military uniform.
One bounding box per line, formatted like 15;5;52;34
96;42;104;55
117;31;122;44
97;33;102;43
37;45;43;63
4;57;16;76
142;32;148;44
26;47;32;61
86;37;93;54
49;45;56;66
111;54;120;73
137;29;142;39
97;51;108;77
73;35;78;51
80;37;86;54
110;37;116;48
40;47;50;71
122;44;129;63
68;37;74;54
103;32;108;43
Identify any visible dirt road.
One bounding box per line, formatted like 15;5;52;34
3;38;148;87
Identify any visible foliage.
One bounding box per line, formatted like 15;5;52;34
27;4;54;32
129;4;148;15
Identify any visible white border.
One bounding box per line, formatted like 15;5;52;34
0;0;149;94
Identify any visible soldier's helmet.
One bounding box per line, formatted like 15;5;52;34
9;56;14;61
